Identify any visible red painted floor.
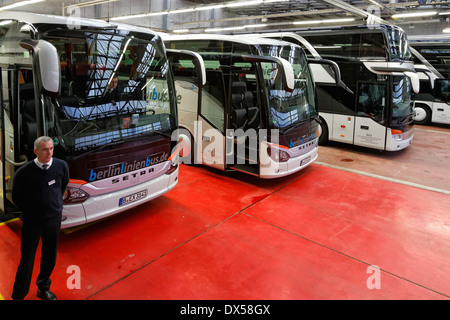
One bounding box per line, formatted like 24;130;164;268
1;126;449;300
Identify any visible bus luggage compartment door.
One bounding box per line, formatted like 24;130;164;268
353;117;386;150
331;114;354;144
431;102;450;124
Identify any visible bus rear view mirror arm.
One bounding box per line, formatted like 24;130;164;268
369;65;420;94
309;58;353;94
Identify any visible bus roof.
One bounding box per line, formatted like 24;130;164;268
409;35;450;43
161;33;298;47
299;23;405;36
0;11;158;36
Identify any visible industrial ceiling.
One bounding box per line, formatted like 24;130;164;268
2;0;450;34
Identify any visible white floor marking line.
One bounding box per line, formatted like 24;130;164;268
414;128;450;135
315;161;450;195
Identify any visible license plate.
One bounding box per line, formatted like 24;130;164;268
119;190;148;206
300;156;311;166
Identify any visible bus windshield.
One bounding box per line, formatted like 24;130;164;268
43;28;176;157
306;32;388;61
385;26;412;61
392;76;414;120
258;44;316;130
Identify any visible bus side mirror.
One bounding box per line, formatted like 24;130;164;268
277;57;295;92
404;71;420;94
242;55;294;92
19;39;61;98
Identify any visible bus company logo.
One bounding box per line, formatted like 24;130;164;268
149;88;170;102
289;134;315;148
88;152;169;182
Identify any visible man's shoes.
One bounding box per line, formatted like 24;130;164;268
37;289;57;300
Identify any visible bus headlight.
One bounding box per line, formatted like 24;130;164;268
267;146;290;163
63;187;90;204
165;163;178;175
391;129;403;141
166;145;180;175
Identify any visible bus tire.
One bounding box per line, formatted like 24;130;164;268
414;104;431;125
318;117;329;145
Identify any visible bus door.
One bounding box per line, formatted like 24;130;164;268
226;54;295;177
354;81;387;149
165;49;226;169
170;50;227;171
225;56;261;176
0;67;5;212
198;59;227;171
0;67;31;212
0;39;61;214
433;79;450;124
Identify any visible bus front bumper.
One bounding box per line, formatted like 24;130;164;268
260;145;318;179
61;168;178;229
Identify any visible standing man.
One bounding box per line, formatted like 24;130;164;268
11;136;69;300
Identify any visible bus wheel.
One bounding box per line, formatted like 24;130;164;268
414;104;431;125
318;118;329;145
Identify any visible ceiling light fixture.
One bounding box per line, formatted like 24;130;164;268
205;25;246;32
392;11;437;19
0;0;45;11
245;24;268;28
225;0;263;8
195;4;226;11
169;8;195;14
368;0;382;7
110;0;290;21
293;18;355;25
147;11;169;17
110;13;147;20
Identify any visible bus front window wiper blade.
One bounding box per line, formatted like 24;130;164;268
280;118;309;134
153;130;172;139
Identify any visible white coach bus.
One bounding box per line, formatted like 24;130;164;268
163;34;340;178
0;12;184;228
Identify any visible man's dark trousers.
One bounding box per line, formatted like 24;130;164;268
11;215;62;300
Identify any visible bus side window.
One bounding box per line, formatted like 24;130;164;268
200;70;225;131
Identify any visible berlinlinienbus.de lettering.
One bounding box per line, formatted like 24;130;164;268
88;152;168;182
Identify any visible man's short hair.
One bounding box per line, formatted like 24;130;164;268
34;136;53;150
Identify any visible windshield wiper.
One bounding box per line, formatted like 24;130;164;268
280;118;309;134
280;114;321;134
397;116;413;125
73;139;125;160
153;130;172;139
312;115;321;124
